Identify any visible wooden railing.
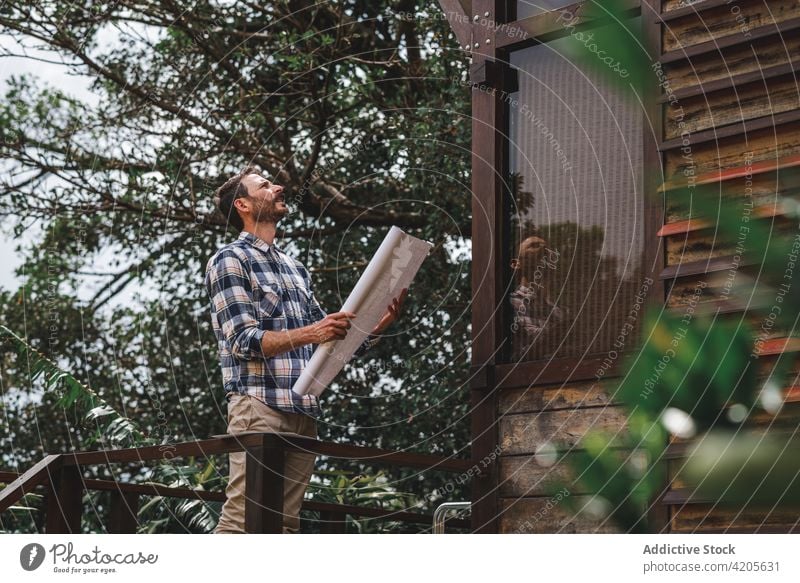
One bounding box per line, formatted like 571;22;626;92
0;432;474;533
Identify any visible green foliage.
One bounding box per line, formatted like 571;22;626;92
557;203;798;530
0;492;44;534
0;325;145;448
560;414;665;534
0;326;223;532
560;0;651;95
0;0;472;533
680;432;800;507
306;469;424;533
136;460;223;534
618;311;757;430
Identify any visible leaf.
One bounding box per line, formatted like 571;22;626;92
680;432;800;507
561;0;651;94
86;405;117;420
0;325;147;447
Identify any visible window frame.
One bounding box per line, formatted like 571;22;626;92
474;0;665;389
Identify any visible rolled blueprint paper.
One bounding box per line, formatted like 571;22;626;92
292;226;434;397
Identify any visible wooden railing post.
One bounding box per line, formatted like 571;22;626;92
244;433;285;534
108;490;140;534
45;463;83;533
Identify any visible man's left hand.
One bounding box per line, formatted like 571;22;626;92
371;287;408;335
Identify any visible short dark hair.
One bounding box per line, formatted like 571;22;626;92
214;165;260;232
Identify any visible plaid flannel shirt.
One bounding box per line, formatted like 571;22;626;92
205;231;380;417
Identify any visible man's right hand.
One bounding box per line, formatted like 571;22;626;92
310;311;356;344
259;311;357;358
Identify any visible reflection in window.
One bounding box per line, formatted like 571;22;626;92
516;0;578;20
507;25;644;363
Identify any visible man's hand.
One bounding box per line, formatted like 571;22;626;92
371;287;408;335
259;311;355;357
311;311;356;344
259;290;406;359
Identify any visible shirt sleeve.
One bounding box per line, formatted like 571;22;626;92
308;287;327;324
205;250;265;360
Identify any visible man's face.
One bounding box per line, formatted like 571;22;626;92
238;173;288;224
511;236;547;273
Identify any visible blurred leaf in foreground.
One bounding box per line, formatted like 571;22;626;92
679;431;800;508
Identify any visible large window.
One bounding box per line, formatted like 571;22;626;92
505;20;645;363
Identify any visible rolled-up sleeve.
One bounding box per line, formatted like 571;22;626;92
205;250;265;360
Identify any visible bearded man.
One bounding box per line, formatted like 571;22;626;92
205;166;406;533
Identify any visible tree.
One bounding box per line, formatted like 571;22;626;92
0;0;472;526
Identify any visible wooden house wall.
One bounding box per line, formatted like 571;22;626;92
492;0;800;534
658;0;800;533
496;381;624;533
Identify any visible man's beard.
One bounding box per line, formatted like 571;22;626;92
253;199;289;223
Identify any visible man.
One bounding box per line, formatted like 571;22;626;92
509;235;563;361
205;166;406;533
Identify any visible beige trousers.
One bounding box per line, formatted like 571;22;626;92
214;394;317;534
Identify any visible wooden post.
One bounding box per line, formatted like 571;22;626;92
467;0;506;535
108;490;140;534
642;0;670;534
45;464;83;533
244;433;285;533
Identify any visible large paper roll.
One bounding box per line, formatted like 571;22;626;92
292;226;434;397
